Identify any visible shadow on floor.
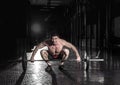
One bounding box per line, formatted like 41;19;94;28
15;70;26;85
46;68;58;85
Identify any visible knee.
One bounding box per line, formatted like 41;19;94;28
63;49;70;55
40;50;48;56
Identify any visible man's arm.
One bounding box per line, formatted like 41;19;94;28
62;39;81;62
30;41;46;62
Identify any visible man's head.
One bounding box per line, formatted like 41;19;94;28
50;33;60;45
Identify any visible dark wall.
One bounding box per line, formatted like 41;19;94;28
0;0;26;62
1;0;120;62
27;6;69;47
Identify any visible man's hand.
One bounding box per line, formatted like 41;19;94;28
76;56;81;63
30;57;34;62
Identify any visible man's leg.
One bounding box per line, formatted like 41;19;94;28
60;48;70;65
59;48;70;70
40;50;53;71
40;50;51;66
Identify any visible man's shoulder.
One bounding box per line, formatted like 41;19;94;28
60;39;68;45
60;39;67;42
45;39;51;42
44;39;52;45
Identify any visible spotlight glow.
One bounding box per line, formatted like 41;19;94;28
31;23;41;34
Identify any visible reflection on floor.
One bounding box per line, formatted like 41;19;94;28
0;49;120;85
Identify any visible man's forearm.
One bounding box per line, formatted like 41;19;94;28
73;48;81;62
30;46;39;60
31;50;37;59
71;46;79;56
74;50;80;58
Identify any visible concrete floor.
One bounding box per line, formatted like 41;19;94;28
0;49;120;85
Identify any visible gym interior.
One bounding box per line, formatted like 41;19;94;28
0;0;120;85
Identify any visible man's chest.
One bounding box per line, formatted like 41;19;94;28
48;44;62;50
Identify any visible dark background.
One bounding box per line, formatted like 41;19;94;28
0;0;120;64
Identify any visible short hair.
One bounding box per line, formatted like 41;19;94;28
51;33;59;37
49;31;60;38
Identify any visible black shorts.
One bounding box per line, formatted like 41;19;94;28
48;53;63;60
47;46;69;60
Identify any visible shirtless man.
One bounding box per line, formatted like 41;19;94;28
30;33;81;71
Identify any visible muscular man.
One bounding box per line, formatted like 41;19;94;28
30;33;81;71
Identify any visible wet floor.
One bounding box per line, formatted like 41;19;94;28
0;50;120;85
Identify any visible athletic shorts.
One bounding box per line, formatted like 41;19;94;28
47;46;69;60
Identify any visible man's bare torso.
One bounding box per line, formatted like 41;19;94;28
45;39;64;56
